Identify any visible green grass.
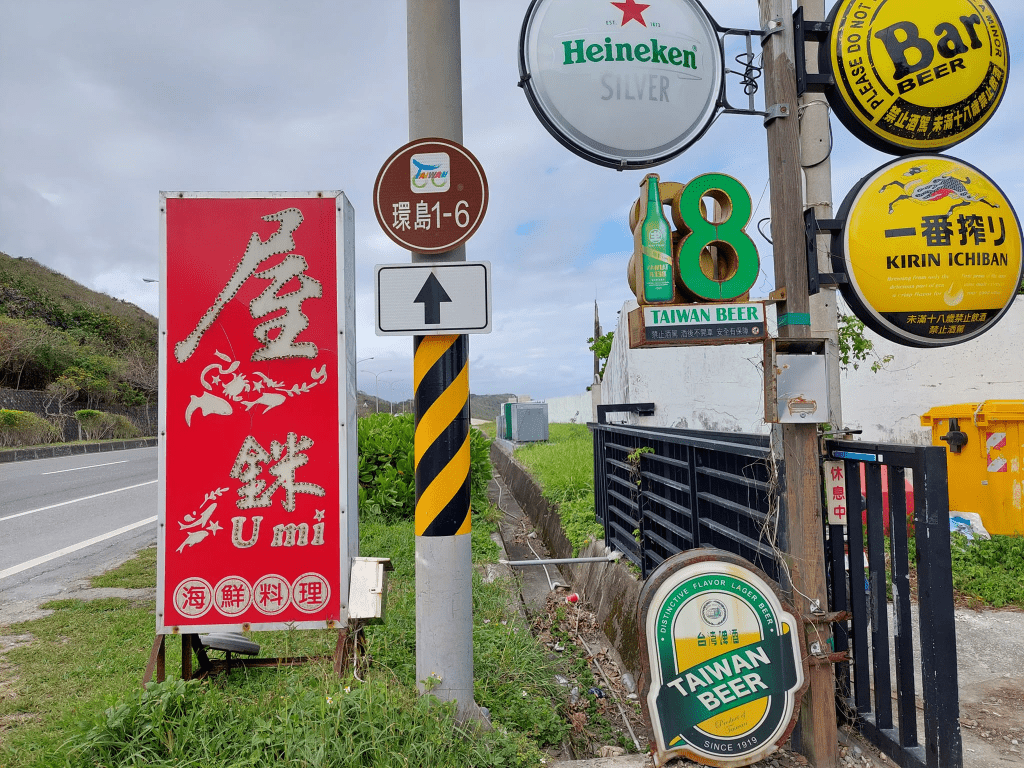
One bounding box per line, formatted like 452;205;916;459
950;534;1024;609
0;509;565;768
476;422;496;440
0;437;155;454
90;546;158;589
514;424;603;554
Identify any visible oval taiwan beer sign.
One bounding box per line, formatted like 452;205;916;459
519;0;723;169
824;0;1009;154
637;550;805;767
834;155;1022;347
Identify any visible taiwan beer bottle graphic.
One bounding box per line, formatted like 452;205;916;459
641;174;674;302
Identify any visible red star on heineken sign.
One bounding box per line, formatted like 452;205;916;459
612;0;650;27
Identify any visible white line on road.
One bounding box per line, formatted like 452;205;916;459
0;516;157;581
0;480;158;523
41;459;128;475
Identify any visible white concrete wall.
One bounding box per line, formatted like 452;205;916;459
546;391;593;424
601;296;1024;444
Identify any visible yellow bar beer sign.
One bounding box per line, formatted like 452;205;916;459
824;0;1009;153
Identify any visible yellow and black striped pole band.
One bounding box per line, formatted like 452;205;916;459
414;334;471;537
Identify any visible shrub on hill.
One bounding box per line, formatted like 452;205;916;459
0;253;157;409
73;409;142;441
0;409;60;448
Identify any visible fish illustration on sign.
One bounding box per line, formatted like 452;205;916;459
176;487;228;553
183;351;327;426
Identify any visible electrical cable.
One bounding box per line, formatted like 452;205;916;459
496;475;568;590
797;99;834;169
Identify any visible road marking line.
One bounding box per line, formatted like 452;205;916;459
0;480;158;522
0;516;157;581
41;460;129;475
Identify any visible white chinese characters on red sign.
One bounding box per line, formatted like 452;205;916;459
823;460;849;526
161;195;341;630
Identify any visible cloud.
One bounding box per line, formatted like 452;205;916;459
1;0;1021;404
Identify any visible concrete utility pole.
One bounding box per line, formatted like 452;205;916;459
799;0;842;429
407;0;483;723
758;0;839;765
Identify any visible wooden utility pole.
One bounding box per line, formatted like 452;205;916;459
758;0;839;765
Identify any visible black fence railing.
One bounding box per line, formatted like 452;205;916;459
825;439;961;768
591;423;784;582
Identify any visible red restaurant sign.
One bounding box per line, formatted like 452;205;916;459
158;192;356;633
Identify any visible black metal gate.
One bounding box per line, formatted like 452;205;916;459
825;439;962;768
591;424;962;768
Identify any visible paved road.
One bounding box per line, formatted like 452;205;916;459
0;447;158;624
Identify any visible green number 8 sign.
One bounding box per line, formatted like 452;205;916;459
674;173;759;301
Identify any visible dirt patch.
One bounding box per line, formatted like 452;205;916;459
960;682;1024;762
0;635;33;654
531;590;647;758
0;712;40;750
0;634;33;702
0;635;37;750
953;592;1024;612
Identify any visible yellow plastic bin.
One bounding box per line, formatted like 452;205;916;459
921;401;1024;536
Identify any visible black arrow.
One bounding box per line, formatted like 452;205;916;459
413;272;452;325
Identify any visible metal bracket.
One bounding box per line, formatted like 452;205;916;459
760;17;785;44
763;103;790;125
804;208;848;295
714;26;766;116
793;7;835;97
597;402;655;425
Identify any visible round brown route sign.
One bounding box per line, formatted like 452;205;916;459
833;154;1022;347
373;138;488;255
823;0;1010;154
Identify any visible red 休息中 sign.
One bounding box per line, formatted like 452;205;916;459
158;192;356;633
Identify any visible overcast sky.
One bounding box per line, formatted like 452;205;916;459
1;0;1021;403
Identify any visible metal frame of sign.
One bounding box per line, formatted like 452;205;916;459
374;261;493;336
519;0;764;169
158;191;357;634
820;0;1010;155
830;155;1023;348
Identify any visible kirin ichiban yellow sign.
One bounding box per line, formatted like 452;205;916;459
834;155;1022;347
825;0;1009;153
637;550;806;767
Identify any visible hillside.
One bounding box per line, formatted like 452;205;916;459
0;251;157;405
470;393;517;422
357;393;516;422
0;251;520;421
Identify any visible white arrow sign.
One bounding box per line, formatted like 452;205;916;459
375;262;492;336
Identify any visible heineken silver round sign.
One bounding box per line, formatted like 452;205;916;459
519;0;724;169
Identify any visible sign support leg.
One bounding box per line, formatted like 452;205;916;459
759;0;839;765
142;634;165;687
